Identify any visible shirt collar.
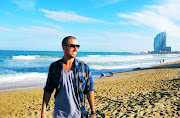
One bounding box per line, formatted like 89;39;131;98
74;58;79;68
59;57;79;68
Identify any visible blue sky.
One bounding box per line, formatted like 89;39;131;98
0;0;180;52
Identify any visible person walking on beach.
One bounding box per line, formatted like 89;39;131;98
41;36;96;118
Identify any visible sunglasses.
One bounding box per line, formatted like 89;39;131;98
66;44;80;49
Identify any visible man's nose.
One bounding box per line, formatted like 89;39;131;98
73;46;78;50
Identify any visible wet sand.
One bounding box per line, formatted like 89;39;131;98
0;61;180;117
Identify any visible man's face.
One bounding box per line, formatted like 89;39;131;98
63;38;79;59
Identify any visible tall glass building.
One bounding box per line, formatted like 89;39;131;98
154;32;171;51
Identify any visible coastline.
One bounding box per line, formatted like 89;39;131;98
152;60;180;68
1;60;179;92
0;60;179;117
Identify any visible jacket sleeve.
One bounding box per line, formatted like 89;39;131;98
44;63;55;93
84;65;95;94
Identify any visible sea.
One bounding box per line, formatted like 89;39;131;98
0;50;180;91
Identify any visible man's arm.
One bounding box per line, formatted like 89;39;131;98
87;91;96;118
41;91;51;118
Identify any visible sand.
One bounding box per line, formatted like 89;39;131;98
0;61;180;118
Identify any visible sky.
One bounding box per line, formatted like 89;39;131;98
0;0;180;52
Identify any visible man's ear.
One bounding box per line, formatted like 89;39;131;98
62;45;65;51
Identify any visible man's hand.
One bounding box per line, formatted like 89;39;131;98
41;111;46;118
91;114;97;118
87;91;96;118
41;101;46;118
41;91;51;118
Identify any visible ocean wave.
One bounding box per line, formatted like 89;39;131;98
0;72;47;83
0;68;17;75
78;55;153;63
165;54;180;57
10;55;54;60
87;55;101;57
90;63;143;70
11;55;36;60
88;60;162;70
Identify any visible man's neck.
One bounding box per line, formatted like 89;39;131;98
63;57;75;66
62;57;75;72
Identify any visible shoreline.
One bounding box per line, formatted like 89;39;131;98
0;60;179;117
0;86;44;92
0;80;46;92
0;60;179;92
94;60;180;83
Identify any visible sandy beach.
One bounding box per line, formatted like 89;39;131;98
0;61;180;118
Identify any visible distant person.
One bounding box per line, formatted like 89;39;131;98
160;59;162;63
100;73;105;78
163;59;164;63
109;72;113;76
41;36;96;118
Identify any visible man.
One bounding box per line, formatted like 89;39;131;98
41;36;96;118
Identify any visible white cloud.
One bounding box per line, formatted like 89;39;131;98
78;31;153;52
0;10;13;16
0;26;70;36
32;20;63;30
98;0;119;7
12;0;35;9
0;27;14;32
80;31;152;42
91;0;120;8
148;0;180;20
103;32;152;40
5;12;13;16
117;0;180;38
40;9;104;23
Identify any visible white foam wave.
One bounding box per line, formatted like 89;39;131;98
12;55;36;60
0;72;47;83
87;55;101;57
165;54;180;57
78;55;153;63
11;55;54;60
90;63;142;70
89;56;180;70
